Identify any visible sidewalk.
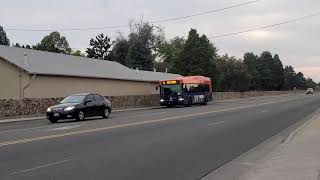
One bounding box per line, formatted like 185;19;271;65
240;112;320;180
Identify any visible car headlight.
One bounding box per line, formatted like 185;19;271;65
178;97;184;101
160;99;164;102
64;106;75;111
47;107;52;112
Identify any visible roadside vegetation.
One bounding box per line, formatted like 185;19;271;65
0;22;318;92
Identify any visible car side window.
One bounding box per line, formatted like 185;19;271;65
94;95;102;102
86;95;94;103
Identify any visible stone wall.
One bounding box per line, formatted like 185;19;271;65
0;91;301;119
213;91;300;101
0;95;160;119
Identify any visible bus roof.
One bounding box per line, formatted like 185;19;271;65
161;76;211;84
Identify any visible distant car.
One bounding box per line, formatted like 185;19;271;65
306;88;314;95
47;93;112;123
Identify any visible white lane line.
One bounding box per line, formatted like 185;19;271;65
11;159;71;175
123;112;166;118
260;110;269;113
44;125;83;131
208;121;225;126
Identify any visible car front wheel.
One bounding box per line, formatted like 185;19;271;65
76;110;85;121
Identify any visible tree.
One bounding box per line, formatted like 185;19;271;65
0;26;10;46
13;43;21;48
215;54;250;92
33;31;71;54
283;66;296;90
257;51;274;90
271;54;284;90
25;45;32;49
70;50;85;57
126;19;164;70
174;29;217;79
295;72;306;89
86;33;113;60
305;77;317;88
109;35;130;65
13;43;32;49
243;52;260;90
155;37;185;72
126;37;153;70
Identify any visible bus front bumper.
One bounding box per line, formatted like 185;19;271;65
160;98;185;106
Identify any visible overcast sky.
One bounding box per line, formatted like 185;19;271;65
1;0;319;81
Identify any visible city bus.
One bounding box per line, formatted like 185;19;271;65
159;76;212;107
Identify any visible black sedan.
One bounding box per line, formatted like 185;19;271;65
47;93;112;123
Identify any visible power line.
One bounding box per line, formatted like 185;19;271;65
66;10;320;50
5;0;261;32
209;10;320;39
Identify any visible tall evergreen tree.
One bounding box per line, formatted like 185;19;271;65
243;52;260;90
174;29;217;79
257;51;274;90
271;54;284;90
0;26;10;46
86;33;113;60
283;66;296;90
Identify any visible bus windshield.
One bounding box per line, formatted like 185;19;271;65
160;85;182;96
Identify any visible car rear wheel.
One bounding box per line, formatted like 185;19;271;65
102;108;110;119
76;110;85;121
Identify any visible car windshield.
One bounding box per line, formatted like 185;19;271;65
60;95;85;104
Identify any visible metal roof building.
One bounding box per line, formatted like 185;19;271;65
0;45;180;98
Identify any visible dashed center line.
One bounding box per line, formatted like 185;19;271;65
260;110;269;113
208;121;225;126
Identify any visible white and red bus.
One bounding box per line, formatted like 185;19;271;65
159;76;212;107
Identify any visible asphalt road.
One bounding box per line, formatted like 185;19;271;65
0;94;320;180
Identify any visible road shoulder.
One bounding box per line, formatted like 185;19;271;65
202;108;320;180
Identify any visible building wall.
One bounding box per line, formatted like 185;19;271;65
0;58;29;99
24;75;160;98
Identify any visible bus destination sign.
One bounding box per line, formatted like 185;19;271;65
161;80;179;85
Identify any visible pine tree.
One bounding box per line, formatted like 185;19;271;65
0;26;10;46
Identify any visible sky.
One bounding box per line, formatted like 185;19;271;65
1;0;319;81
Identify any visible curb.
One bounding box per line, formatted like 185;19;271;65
283;109;320;144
